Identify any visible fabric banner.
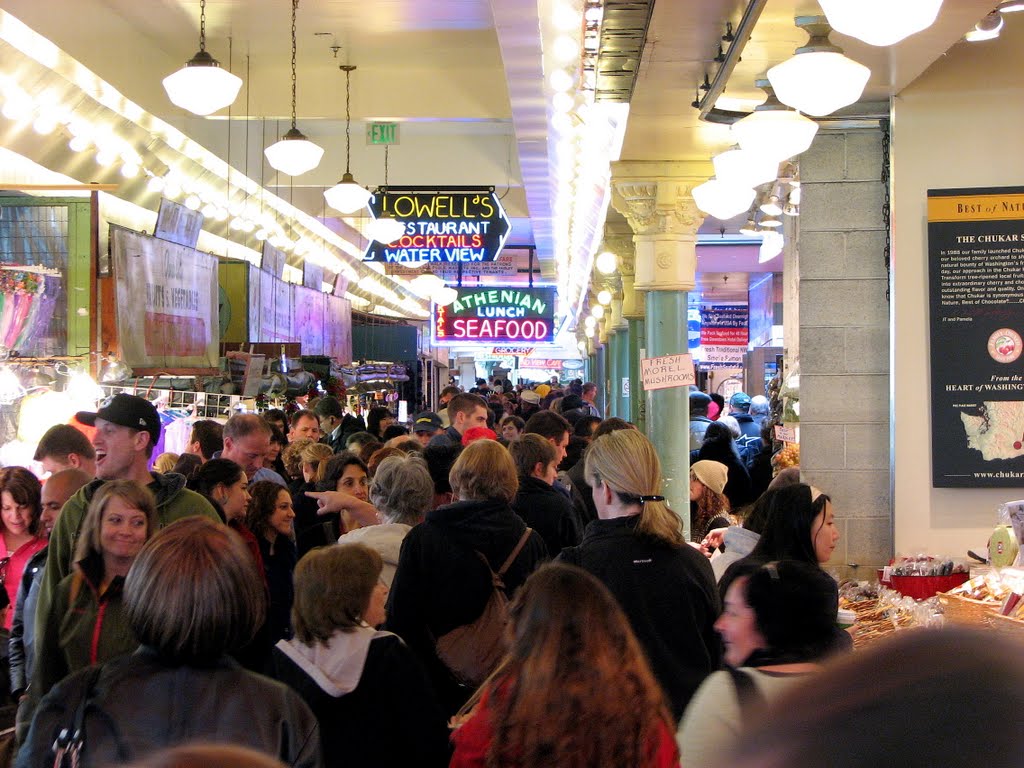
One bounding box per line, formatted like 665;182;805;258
112;227;218;369
325;295;353;362
294;285;325;356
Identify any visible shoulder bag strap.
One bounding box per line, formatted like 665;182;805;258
727;667;767;718
497;527;534;577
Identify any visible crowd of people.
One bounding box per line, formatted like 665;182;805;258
0;378;1001;767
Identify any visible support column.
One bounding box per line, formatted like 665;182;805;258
606;328;622;418
595;341;608;417
611;161;710;538
628;317;645;430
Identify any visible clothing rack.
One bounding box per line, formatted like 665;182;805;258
101;385;247;420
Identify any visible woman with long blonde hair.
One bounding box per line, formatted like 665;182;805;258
558;428;721;720
451;563;678;767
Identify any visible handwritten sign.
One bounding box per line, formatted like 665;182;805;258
640;353;695;391
774;425;799;443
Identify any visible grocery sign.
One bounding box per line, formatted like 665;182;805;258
363;187;512;264
433;286;556;345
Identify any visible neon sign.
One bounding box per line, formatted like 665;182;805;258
362;187;512;264
433;286;557;345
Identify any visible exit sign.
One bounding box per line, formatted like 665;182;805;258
367;122;399;145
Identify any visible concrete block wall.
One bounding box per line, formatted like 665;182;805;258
797;127;892;578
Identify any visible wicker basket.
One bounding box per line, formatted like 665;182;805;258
989;612;1024;641
937;592;1000;626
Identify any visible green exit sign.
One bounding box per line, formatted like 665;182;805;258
367;122;400;145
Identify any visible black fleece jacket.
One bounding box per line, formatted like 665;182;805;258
558;515;722;720
384;498;547;715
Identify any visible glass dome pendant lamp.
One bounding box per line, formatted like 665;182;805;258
324;65;373;214
263;0;324;177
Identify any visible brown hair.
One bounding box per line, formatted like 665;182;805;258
447;392;488;421
584;429;685;547
292;543;382;644
509;433;557;479
0;466;42;537
125;517;265;663
245;481;290;540
449;439;518;503
75;480;158;567
478;563;673;767
33;424;96;462
691;477;730;541
367;446;404;477
222;413;272;442
281;438;312;480
126;743;286;768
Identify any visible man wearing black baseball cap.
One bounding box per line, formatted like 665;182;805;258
34;394;219;647
411;411;443;447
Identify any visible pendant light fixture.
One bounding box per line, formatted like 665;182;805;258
324;65;373;214
367;145;407;244
768;17;871;117
965;12;1004;41
818;0;943;47
731;80;819;162
712;147;780;189
692;178;756;221
162;0;243;115
264;0;324;177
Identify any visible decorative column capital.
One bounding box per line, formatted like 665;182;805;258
609;161;712;293
610;161;710;237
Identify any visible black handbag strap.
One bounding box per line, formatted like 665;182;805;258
727;667;767;718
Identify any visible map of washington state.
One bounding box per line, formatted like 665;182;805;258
961;402;1024;460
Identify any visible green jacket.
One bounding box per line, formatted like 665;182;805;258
33;471;219;674
32;551;136;699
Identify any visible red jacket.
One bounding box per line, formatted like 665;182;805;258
450;685;680;767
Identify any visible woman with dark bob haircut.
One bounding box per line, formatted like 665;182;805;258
385;439;547;717
677;559;842;765
0;467;47;627
19;517;321;768
246;481;297;644
269;543;448;767
451;563;679;767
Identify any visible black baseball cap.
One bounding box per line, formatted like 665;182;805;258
412;411;443;433
77;393;161;444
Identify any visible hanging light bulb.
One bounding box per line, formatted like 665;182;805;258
162;0;243;115
965;12;1004;41
597;289;613;305
0;364;24;406
759;231;785;263
760;185;784;216
434;286;459;307
99;354;133;384
768;17;871;117
595;251;618;275
325;65;372;214
759;214;783;228
692;178;756;220
591;305;605;319
264;0;324;176
367;145;406;244
819;0;943;47
739;217;760;236
732;79;820;161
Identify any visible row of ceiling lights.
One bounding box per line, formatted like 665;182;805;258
161;0;380;223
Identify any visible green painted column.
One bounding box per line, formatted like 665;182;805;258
606;330;621;418
614;327;630;420
595;343;608;417
629;318;645;431
646;289;691;538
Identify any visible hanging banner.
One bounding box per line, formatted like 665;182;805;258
325;294;353;362
928;186;1024;487
432;285;556;346
294;285;326;356
362;187;512;264
112;228;218;370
